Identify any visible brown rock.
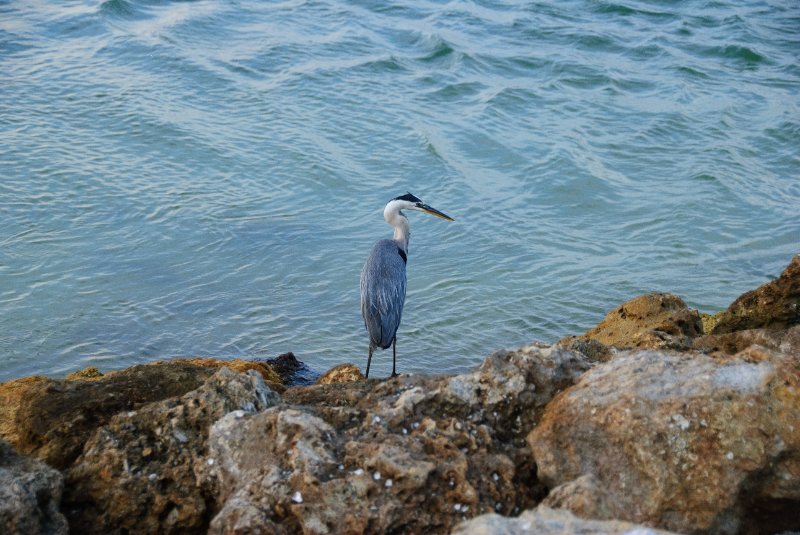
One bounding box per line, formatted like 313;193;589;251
11;361;216;469
316;363;364;384
0;376;49;446
561;293;702;350
693;325;800;355
65;366;104;381
711;255;800;334
166;357;282;385
0;440;68;535
452;505;681;535
64;367;280;535
199;344;592;535
528;348;800;535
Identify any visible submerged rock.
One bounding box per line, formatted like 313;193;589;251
452;505;680;535
0;440;68;535
710;254;800;333
561;292;702;351
64;367;280;535
528;346;800;535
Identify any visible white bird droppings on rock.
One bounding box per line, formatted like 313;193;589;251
385;479;393;488
207;458;215;466
373;471;381;481
353;468;364;476
291;491;303;504
726;451;734;461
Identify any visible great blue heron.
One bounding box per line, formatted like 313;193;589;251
360;192;454;378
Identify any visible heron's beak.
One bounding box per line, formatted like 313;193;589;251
419;203;455;221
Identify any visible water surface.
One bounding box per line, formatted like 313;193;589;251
1;0;798;380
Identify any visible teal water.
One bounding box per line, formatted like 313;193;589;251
1;0;798;381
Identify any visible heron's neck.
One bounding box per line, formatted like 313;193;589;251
385;204;410;253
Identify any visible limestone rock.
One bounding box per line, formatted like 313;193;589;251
0;440;68;535
10;361;216;469
167;357;283;385
65;366;104;381
64;368;280;535
711;254;800;334
316;363;364;384
199;344;591;535
561;293;702;350
452;506;681;535
528;348;800;535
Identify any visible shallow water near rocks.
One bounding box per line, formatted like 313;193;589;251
1;0;798;381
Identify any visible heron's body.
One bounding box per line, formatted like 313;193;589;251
360;193;453;378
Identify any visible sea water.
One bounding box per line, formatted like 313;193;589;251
1;0;798;380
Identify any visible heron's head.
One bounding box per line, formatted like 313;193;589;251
384;192;455;222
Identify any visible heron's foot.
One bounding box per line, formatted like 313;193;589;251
390;372;399;378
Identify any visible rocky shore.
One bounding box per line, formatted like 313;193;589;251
2;255;798;535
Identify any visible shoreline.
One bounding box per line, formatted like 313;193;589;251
1;254;798;535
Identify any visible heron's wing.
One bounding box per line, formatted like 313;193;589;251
360;240;407;350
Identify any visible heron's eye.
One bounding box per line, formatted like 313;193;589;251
415;203;423;208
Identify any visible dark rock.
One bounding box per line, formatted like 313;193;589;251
0;440;68;535
263;352;318;386
693;325;800;355
64;367;280;535
711;255;800;334
10;361;216;469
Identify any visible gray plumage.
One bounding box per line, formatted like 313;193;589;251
360;239;407;351
360;193;453;378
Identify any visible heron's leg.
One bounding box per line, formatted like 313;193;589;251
391;337;398;378
365;347;373;379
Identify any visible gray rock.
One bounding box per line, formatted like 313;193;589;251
0;440;68;535
452;506;681;535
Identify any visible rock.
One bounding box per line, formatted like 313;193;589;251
65;366;104;381
262;352;318;385
711;255;800;334
199;344;591;535
10;361;216;469
693;325;800;355
0;440;68;535
528;347;800;535
452;505;681;535
557;337;613;363
561;293;702;350
316;363;364;384
0;375;49;446
64;367;280;535
167;357;283;385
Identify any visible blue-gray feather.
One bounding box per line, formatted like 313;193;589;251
360;239;407;350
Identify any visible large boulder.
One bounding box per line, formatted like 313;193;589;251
199;344;591;535
64;367;280;535
693;324;800;355
452;505;680;535
710;254;800;334
0;440;68;535
560;293;702;351
528;347;800;535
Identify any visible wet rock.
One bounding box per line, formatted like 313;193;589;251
561;293;702;350
0;440;68;535
199;344;591;535
711;255;800;334
557;337;613;363
693;324;800;355
262;352;318;386
452;505;681;535
64;367;280;535
528;347;800;535
316;363;364;384
10;361;216;469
